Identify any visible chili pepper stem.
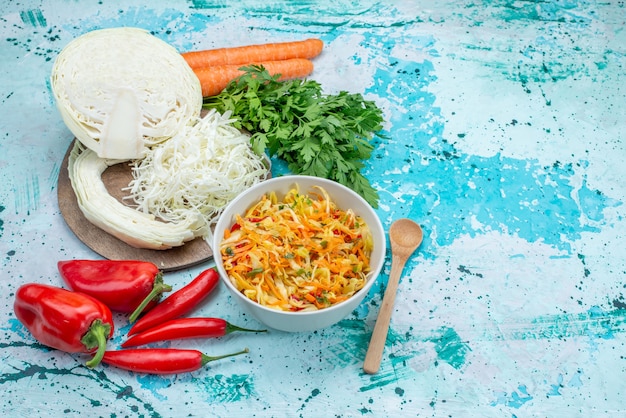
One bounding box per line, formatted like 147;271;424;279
128;273;172;323
201;347;249;367
226;323;267;334
82;319;112;368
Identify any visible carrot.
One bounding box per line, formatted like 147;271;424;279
182;38;323;69
194;59;314;97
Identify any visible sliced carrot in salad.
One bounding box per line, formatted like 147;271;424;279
220;185;373;312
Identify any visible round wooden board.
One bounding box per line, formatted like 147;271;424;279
57;141;213;271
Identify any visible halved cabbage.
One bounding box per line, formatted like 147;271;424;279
51;27;202;160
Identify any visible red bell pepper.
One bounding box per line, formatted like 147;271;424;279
121;317;266;347
58;259;172;315
102;347;249;374
128;268;220;335
13;283;114;368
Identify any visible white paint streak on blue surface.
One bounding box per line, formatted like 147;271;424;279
1;1;625;416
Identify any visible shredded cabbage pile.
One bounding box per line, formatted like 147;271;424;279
219;185;373;311
125;109;269;243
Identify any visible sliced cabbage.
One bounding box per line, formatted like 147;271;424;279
67;141;205;250
125;109;270;245
51;27;202;160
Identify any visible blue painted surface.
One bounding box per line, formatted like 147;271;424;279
1;1;625;416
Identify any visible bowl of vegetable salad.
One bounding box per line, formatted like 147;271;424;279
213;175;386;332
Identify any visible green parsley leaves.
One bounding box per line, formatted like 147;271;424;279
202;65;385;208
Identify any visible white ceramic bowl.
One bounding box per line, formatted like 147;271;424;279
212;175;386;332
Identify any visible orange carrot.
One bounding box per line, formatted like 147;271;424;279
182;38;323;69
194;58;314;97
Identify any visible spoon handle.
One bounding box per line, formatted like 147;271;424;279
363;254;408;374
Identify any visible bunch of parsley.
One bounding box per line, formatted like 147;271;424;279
202;65;385;208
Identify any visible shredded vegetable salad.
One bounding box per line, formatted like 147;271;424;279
220;185;373;312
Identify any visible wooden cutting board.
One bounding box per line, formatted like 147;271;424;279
57;140;213;271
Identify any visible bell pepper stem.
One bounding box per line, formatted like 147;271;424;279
225;322;267;334
128;273;172;323
201;348;249;367
82;319;111;368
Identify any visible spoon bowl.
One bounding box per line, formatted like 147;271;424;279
389;218;424;259
363;218;423;374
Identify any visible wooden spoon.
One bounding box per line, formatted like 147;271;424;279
363;218;423;374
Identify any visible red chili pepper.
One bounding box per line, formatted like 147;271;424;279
102;347;249;374
128;268;220;335
230;216;265;232
121;317;266;348
13;283;114;368
58;259;172;315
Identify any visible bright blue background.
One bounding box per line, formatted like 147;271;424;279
1;1;625;416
